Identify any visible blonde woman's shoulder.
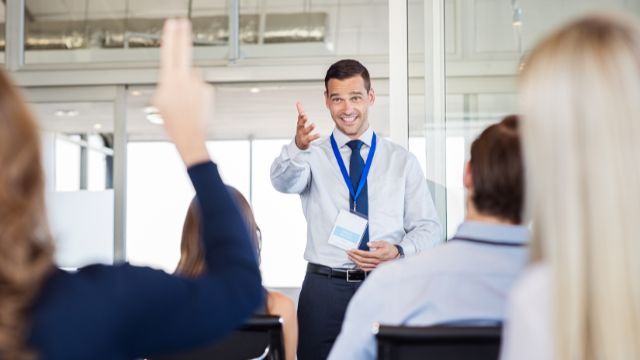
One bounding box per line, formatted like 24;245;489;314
512;263;550;303
500;263;552;360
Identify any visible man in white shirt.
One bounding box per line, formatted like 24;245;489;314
328;115;528;360
270;59;441;360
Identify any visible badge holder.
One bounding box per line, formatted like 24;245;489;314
328;209;368;251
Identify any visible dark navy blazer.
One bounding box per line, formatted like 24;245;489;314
28;162;263;360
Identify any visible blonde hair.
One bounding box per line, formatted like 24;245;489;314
0;70;55;359
520;13;640;360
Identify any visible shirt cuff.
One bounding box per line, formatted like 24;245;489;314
397;239;417;257
285;139;310;159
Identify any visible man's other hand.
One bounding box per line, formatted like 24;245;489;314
347;241;400;271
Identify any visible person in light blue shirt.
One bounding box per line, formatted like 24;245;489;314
328;115;528;360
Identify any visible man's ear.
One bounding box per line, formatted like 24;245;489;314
368;88;376;105
463;160;473;190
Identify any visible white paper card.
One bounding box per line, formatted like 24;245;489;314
328;209;369;250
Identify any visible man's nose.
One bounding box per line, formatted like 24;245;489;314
342;100;354;113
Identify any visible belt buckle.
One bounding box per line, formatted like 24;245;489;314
346;269;363;283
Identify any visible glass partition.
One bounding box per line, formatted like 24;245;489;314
24;0;228;64
409;0;640;238
23;0;389;65
32;99;115;268
239;0;389;60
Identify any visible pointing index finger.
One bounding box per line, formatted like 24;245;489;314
159;19;177;78
175;18;193;74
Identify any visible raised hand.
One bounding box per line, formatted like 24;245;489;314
152;18;211;167
294;102;321;150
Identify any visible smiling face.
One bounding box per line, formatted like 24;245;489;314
324;76;375;139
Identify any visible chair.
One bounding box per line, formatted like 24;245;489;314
375;324;502;360
154;315;284;360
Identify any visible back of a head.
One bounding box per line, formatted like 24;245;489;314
469;115;523;224
176;187;261;277
520;12;640;359
0;69;55;358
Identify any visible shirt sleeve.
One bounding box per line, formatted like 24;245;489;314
500;265;552;360
113;161;264;358
270;140;313;194
398;154;443;256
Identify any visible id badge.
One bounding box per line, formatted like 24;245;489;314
328;209;369;250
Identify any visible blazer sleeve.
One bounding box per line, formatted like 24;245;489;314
113;161;264;358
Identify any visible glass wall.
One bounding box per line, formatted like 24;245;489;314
23;0;389;65
24;0;219;64
31;98;115;269
409;0;640;238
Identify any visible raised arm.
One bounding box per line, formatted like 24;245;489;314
116;18;263;357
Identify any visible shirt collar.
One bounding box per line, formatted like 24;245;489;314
332;126;374;148
452;221;529;245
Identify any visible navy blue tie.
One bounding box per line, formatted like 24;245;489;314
347;140;369;251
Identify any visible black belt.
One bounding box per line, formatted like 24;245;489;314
307;263;369;282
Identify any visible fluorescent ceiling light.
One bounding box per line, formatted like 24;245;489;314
54;109;79;117
143;106;158;114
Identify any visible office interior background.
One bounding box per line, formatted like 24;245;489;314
2;0;637;297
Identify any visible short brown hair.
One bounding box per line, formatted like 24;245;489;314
469;115;523;224
324;59;371;92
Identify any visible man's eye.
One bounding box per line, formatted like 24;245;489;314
332;98;342;103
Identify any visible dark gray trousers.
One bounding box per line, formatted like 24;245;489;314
296;271;363;360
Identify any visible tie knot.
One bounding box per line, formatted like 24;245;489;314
347;140;363;151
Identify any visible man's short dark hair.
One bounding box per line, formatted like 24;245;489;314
324;59;371;92
470;115;523;224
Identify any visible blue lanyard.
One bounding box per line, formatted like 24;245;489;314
330;132;377;210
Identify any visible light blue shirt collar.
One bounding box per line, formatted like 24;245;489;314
332;126;374;148
453;221;528;245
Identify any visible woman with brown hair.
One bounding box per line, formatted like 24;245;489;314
176;187;298;360
0;18;263;360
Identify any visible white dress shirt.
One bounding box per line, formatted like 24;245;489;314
270;126;442;268
328;221;529;360
500;264;552;360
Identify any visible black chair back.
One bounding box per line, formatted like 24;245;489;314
155;315;284;360
375;324;502;360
